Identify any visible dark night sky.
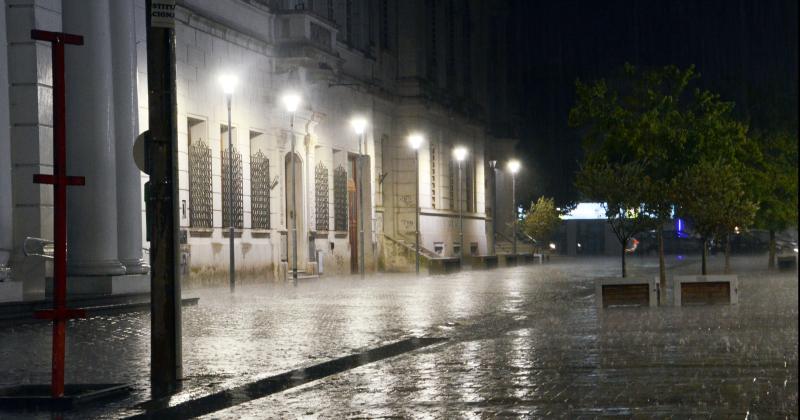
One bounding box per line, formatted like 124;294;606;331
505;0;798;206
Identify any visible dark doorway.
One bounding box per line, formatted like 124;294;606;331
348;156;358;273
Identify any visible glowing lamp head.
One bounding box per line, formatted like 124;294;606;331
281;92;301;113
453;146;468;162
507;159;521;174
218;74;238;95
408;133;424;150
350;116;368;135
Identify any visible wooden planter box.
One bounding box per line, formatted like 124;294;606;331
595;277;658;308
673;275;738;306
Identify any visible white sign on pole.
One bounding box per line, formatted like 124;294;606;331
150;0;176;29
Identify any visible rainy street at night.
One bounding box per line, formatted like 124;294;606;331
1;0;797;418
0;255;796;419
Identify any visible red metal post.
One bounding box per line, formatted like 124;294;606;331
30;29;85;399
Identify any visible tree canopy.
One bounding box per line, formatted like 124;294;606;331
521;197;562;246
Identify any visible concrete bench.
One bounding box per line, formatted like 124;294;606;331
500;254;518;267
673;275;738;306
468;255;498;270
777;255;797;271
429;257;461;275
595;276;658;308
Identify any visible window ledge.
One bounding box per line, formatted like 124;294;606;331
189;228;214;237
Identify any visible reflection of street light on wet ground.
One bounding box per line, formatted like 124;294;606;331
351;116;368;279
408;133;424;275
453;146;468;267
282;92;301;285
507;159;521;255
219;74;237;293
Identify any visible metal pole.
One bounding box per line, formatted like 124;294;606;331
30;29;85;399
145;0;182;397
491;162;497;255
415;149;420;275
291;113;298;285
227;95;235;293
458;160;463;267
358;134;365;278
512;173;517;256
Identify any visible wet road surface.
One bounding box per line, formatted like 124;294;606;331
0;255;796;418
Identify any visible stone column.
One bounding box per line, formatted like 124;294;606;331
111;0;147;274
6;0;61;298
64;0;125;277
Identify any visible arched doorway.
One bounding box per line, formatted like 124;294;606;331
285;152;305;272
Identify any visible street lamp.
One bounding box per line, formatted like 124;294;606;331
408;133;424;275
282;92;301;285
489;160;497;255
453;146;468;268
507;159;521;256
350;116;368;279
219;74;238;293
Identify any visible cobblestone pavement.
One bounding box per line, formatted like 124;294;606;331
0;255;797;419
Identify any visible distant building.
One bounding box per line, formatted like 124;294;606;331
0;0;519;300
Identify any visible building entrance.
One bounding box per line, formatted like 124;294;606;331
285;152;304;271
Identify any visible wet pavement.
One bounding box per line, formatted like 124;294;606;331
0;255;797;419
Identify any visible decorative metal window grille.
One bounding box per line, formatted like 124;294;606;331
334;164;348;231
221;147;244;228
189;140;213;228
250;150;270;229
315;162;329;231
430;142;437;209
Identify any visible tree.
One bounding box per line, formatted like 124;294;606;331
752;130;798;269
575;159;654;277
570;64;696;292
570;64;757;290
521;197;562;251
674;159;758;274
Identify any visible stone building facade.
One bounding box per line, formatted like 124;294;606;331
0;0;518;300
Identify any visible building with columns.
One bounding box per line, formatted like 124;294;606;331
0;0;519;301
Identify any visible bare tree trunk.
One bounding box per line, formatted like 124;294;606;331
724;234;731;274
702;237;708;275
621;241;627;277
657;226;666;303
768;229;776;270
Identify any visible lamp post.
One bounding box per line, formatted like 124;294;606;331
507;159;521;256
351;116;368;279
219;74;237;293
282;92;301;285
489;160;497;255
453;146;468;268
408;133;424;275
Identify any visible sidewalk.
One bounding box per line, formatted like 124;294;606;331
0;255;795;418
